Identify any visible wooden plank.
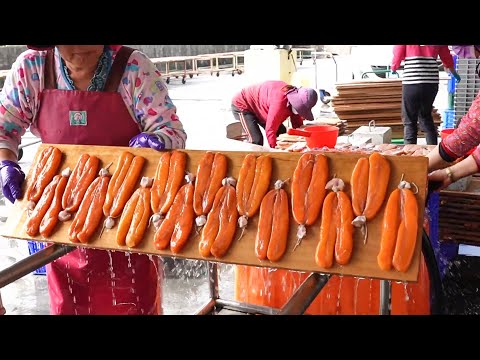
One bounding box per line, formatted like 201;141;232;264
335;92;401;97
345;120;440;126
440;229;480;243
335;111;402;117
336;85;402;91
439;212;480;221
333;104;401;111
336;86;401;91
346;121;402;127
439;235;480;245
334;92;401;96
332;98;402;105
336;84;401;89
335;112;400;118
336;79;403;87
439;200;480;210
440;190;480;199
335;113;403;120
438;187;480;245
439;217;480;227
1;144;428;282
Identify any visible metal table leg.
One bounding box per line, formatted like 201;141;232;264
194;261;219;315
215;298;279;315
0;243;75;289
204;265;332;316
279;273;332;315
0;291;5;315
208;261;219;300
379;280;391;315
194;299;216;315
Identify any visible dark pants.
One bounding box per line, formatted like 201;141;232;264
401;83;439;145
231;104;286;146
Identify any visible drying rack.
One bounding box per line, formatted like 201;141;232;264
0;228;443;315
150;52;244;85
0;140;444;316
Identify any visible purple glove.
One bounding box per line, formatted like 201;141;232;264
451;45;480;59
0;160;25;204
129;133;165;151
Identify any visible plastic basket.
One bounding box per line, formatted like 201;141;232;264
447;55;458;94
442;109;455;129
27;241;47;275
448;93;454;110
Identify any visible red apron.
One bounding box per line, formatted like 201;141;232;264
32;46;162;315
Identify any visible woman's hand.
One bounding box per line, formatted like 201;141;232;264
0;160;25;203
428;168;454;192
129;133;165;151
428;155;479;192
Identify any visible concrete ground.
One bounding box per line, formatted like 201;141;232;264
0;56;452;315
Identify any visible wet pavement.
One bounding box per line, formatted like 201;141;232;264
442;256;480;315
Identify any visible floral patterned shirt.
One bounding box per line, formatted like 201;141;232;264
0;46;187;157
441;92;480;167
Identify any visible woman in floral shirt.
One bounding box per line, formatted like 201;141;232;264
0;45;186;315
0;45;186;155
428;46;480;187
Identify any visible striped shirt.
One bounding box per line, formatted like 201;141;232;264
402;56;440;84
391;45;454;85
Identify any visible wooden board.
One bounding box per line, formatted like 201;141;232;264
334;112;403;120
333;103;401;111
439;188;480;245
335;92;401;98
336;78;403;86
345;122;441;129
332;97;403;105
334;93;401;98
1;144;428;282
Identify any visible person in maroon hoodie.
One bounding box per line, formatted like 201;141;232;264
231;80;318;148
391;45;459;145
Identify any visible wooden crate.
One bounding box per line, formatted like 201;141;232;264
439;177;480;245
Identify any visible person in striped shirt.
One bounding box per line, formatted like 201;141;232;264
391;45;459;145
